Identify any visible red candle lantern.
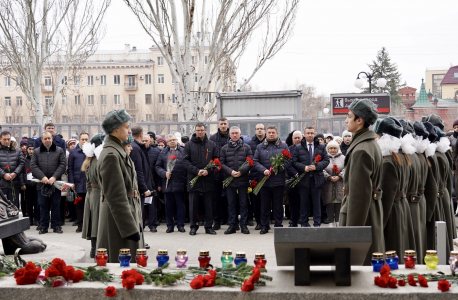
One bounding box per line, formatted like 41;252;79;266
254;253;267;268
95;248;108;266
136;248;148;267
404;250;416;269
198;250;211;268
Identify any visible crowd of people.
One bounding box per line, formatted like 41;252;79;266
0;100;457;264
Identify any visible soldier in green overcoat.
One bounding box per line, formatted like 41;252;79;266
96;109;144;263
339;99;384;265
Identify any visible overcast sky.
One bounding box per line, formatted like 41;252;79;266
99;0;458;96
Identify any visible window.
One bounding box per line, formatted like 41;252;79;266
191;56;196;65
158;94;165;104
62;116;69;123
45;96;52;107
159;114;165;122
195;73;198;83
145;74;151;84
432;74;445;98
100;75;106;85
62;76;67;85
74;76;80;86
100;95;107;105
114;95;120;105
4;77;10;87
74;115;82;123
145;94;152;104
16;96;22;106
87;95;94;105
62;96;67;106
205;93;211;102
75;95;80;105
158;74;164;84
88;115;95;123
146;114;152;121
204;56;208;65
5;97;11;106
87;75;93;86
30;116;36;124
157;56;164;66
454;72;458;78
172;94;176;104
16;77;21;86
5;116;11;124
17;116;23;123
114;75;120;85
172;114;178;122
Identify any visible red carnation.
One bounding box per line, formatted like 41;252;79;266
408;274;417;286
250;180;258;188
72;270;84;283
379;264;391;278
314;155;321;163
26;168;30;172
398;279;406;286
134;272;144;285
208;270;217;280
14;268;25;278
251;267;261;282
5;165;9;169
241;280;254;292
204;278;215;287
190;276;204;289
388;276;398;288
122;277;136;290
374;276;380;285
438;279;451;292
45;265;60;278
247;157;254;166
65;266;75;281
377;276;388;288
168;155;177;160
418;275;428;287
281;149;292;159
105;286;117;297
214;158;222;171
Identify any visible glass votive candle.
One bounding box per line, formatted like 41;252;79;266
198;250;211;268
234;252;247;266
385;250;399;270
136;248;148;267
449;251;458;275
424;250;439;270
371;252;385;272
119;248;131;267
221;250;234;268
95;248;108;266
157;250;169;267
404;250;416;269
254;253;267;269
175;250;188;268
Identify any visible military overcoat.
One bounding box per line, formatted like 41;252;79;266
82;156;102;240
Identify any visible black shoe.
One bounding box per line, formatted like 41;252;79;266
241;226;250;234
322;218;330;225
36;226;41;231
53;227;63;234
198;221;205;226
224;226;236;235
189;227;197;236
178;227;186;233
145;243;150;249
150;227;157;233
267;225;271;230
205;228;217;235
213;223;221;230
39;228;48;235
255;224;262;230
72;222;78;226
247;220;254;226
76;227;82;233
288;224;298;227
234;224;240;231
166;227;174;233
260;228;268;234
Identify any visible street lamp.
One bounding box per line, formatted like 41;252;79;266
354;71;387;93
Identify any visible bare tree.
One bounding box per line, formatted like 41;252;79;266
0;0;110;127
299;83;328;127
124;0;298;129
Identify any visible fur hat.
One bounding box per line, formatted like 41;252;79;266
90;134;106;148
453;119;458;128
425;114;445;131
374;117;403;138
122;134;134;146
348;99;378;125
434;126;445;142
326;140;340;151
342;130;352;137
423;122;437;143
101;109;132;134
413;121;428;140
399;119;415;137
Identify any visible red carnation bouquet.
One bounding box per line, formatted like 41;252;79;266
253;149;291;195
36;258;84;287
166;154;177;189
189;158;222;188
121;269;144;290
223;157;254;187
287;154;321;188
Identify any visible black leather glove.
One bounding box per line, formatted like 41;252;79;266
126;232;140;242
151;190;159;197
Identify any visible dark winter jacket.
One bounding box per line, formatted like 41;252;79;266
155;146;187;193
340;142;351;156
68;144;87;194
24;155;37;188
30;142;66;191
146;143;162;189
183;134;218;192
253;137;295;188
130;139;154;196
210;129;229;181
292;138;330;188
220;139;253;188
34;134;66;151
246;134;266;180
0;144;25;188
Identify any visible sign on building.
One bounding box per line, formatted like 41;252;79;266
330;93;391;115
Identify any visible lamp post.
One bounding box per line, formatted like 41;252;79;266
354;71;387;93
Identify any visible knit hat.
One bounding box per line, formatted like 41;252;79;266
423;122;438;143
101;109;132;135
342;130;352;137
453;119;458;128
434;126;445;142
27;140;34;149
374;117;403;138
147;131;156;140
348;99;378;125
399;119;415;137
122;134;134;146
413;121;429;140
326;140;340;151
20;139;28;146
90;134;105;148
425;114;445;131
315;133;325;142
67;139;77;148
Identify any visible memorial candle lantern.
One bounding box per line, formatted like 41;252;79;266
234;252;247;266
371;252;385;272
221;250;234;268
157;250;169;267
424;250;439;270
385;250;399;270
136;249;148;267
119;248;131;267
254;253;267;269
95;248;108;266
175;250;188;268
404;250;416;269
449;251;458;275
198;250;211;268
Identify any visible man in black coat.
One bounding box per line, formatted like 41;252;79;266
209;117;229;230
286;131;303;227
220;126;253;235
23;140;39;226
292;127;330;227
183;122;218;236
246;123;266;230
33;122;66;151
143;133;161;232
